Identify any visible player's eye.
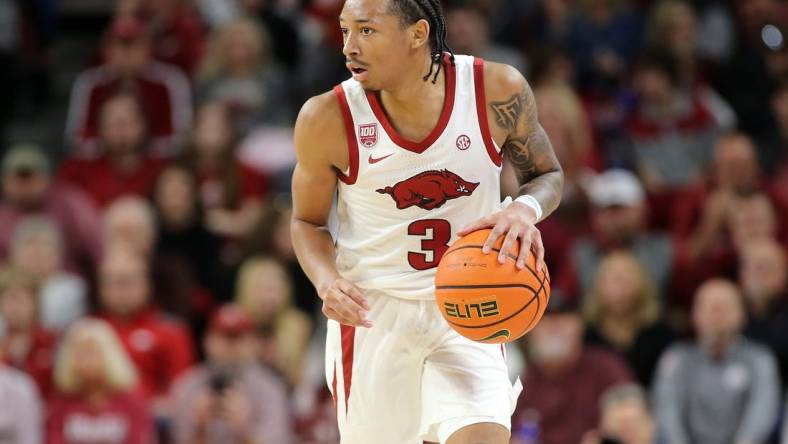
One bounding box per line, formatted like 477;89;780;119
361;27;374;36
340;27;349;36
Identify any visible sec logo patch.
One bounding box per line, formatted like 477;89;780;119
456;134;471;150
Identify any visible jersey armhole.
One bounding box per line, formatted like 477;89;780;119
473;58;503;167
333;85;359;185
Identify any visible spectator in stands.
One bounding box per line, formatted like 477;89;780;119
297;0;352;99
0;352;42;444
532;83;595;196
59;91;166;208
181;101;267;244
196;0;301;70
196;18;292;135
670;133;787;310
116;0;206;77
627;50;735;196
154;164;222;302
691;0;736;67
726;193;783;252
105;196;207;326
672;190;782;313
583;251;674;386
97;245;194;406
0;266;57;398
103;196;157;258
235;256;311;387
10;216;87;334
520;0;575;59
251;201;321;318
527;82;595;282
170;304;292;444
65;16;191;157
566;0;644;92
0;144;101;279
513;300;633;444
674;133;786;249
653;279;780;444
445;0;528;74
47;319;154;444
739;239;788;385
645;0;699;88
556;169;673;302
579;384;656;444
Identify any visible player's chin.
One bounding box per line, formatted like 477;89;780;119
353;71;378;89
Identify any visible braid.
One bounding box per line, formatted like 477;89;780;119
388;0;455;83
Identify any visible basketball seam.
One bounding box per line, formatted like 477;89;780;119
436;283;540;291
442;244;551;287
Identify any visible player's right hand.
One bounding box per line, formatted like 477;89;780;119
319;277;373;328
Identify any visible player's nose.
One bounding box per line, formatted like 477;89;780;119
342;33;360;57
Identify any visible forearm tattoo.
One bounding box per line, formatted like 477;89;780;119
490;86;564;215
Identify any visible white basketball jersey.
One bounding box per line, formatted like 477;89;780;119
332;55;502;300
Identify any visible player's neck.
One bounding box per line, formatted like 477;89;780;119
379;54;445;109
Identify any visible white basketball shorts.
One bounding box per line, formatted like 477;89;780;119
325;289;523;443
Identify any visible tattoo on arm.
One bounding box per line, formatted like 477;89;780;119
490;95;525;131
489;85;564;216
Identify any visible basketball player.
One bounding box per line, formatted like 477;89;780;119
291;0;563;442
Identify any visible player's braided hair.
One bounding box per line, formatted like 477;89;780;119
387;0;455;83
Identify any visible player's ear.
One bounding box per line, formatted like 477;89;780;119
410;18;430;49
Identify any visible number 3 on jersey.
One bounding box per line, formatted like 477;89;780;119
408;219;451;270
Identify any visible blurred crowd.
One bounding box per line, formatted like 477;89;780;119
0;0;788;443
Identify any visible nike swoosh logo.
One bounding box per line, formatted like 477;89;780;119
368;153;394;164
480;329;510;342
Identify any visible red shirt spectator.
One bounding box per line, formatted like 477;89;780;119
48;318;155;444
672;133;788;243
513;304;633;444
0;266;57;399
118;0;206;76
148;12;206;77
669;134;788;308
181;102;268;243
1;328;57;399
60;156;165;209
60;92;168;208
0;145;101;279
97;246;194;399
65;17;191;158
197;162;267;211
99;308;193;399
47;392;154;444
515;347;633;444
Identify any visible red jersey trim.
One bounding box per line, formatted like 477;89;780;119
473;58;503;167
333;85;359;185
365;53;457;154
340;324;356;414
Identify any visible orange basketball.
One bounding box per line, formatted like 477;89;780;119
434;228;551;344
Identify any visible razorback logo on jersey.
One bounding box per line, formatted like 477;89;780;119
376;169;479;210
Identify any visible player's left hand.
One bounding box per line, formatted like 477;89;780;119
457;201;544;272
